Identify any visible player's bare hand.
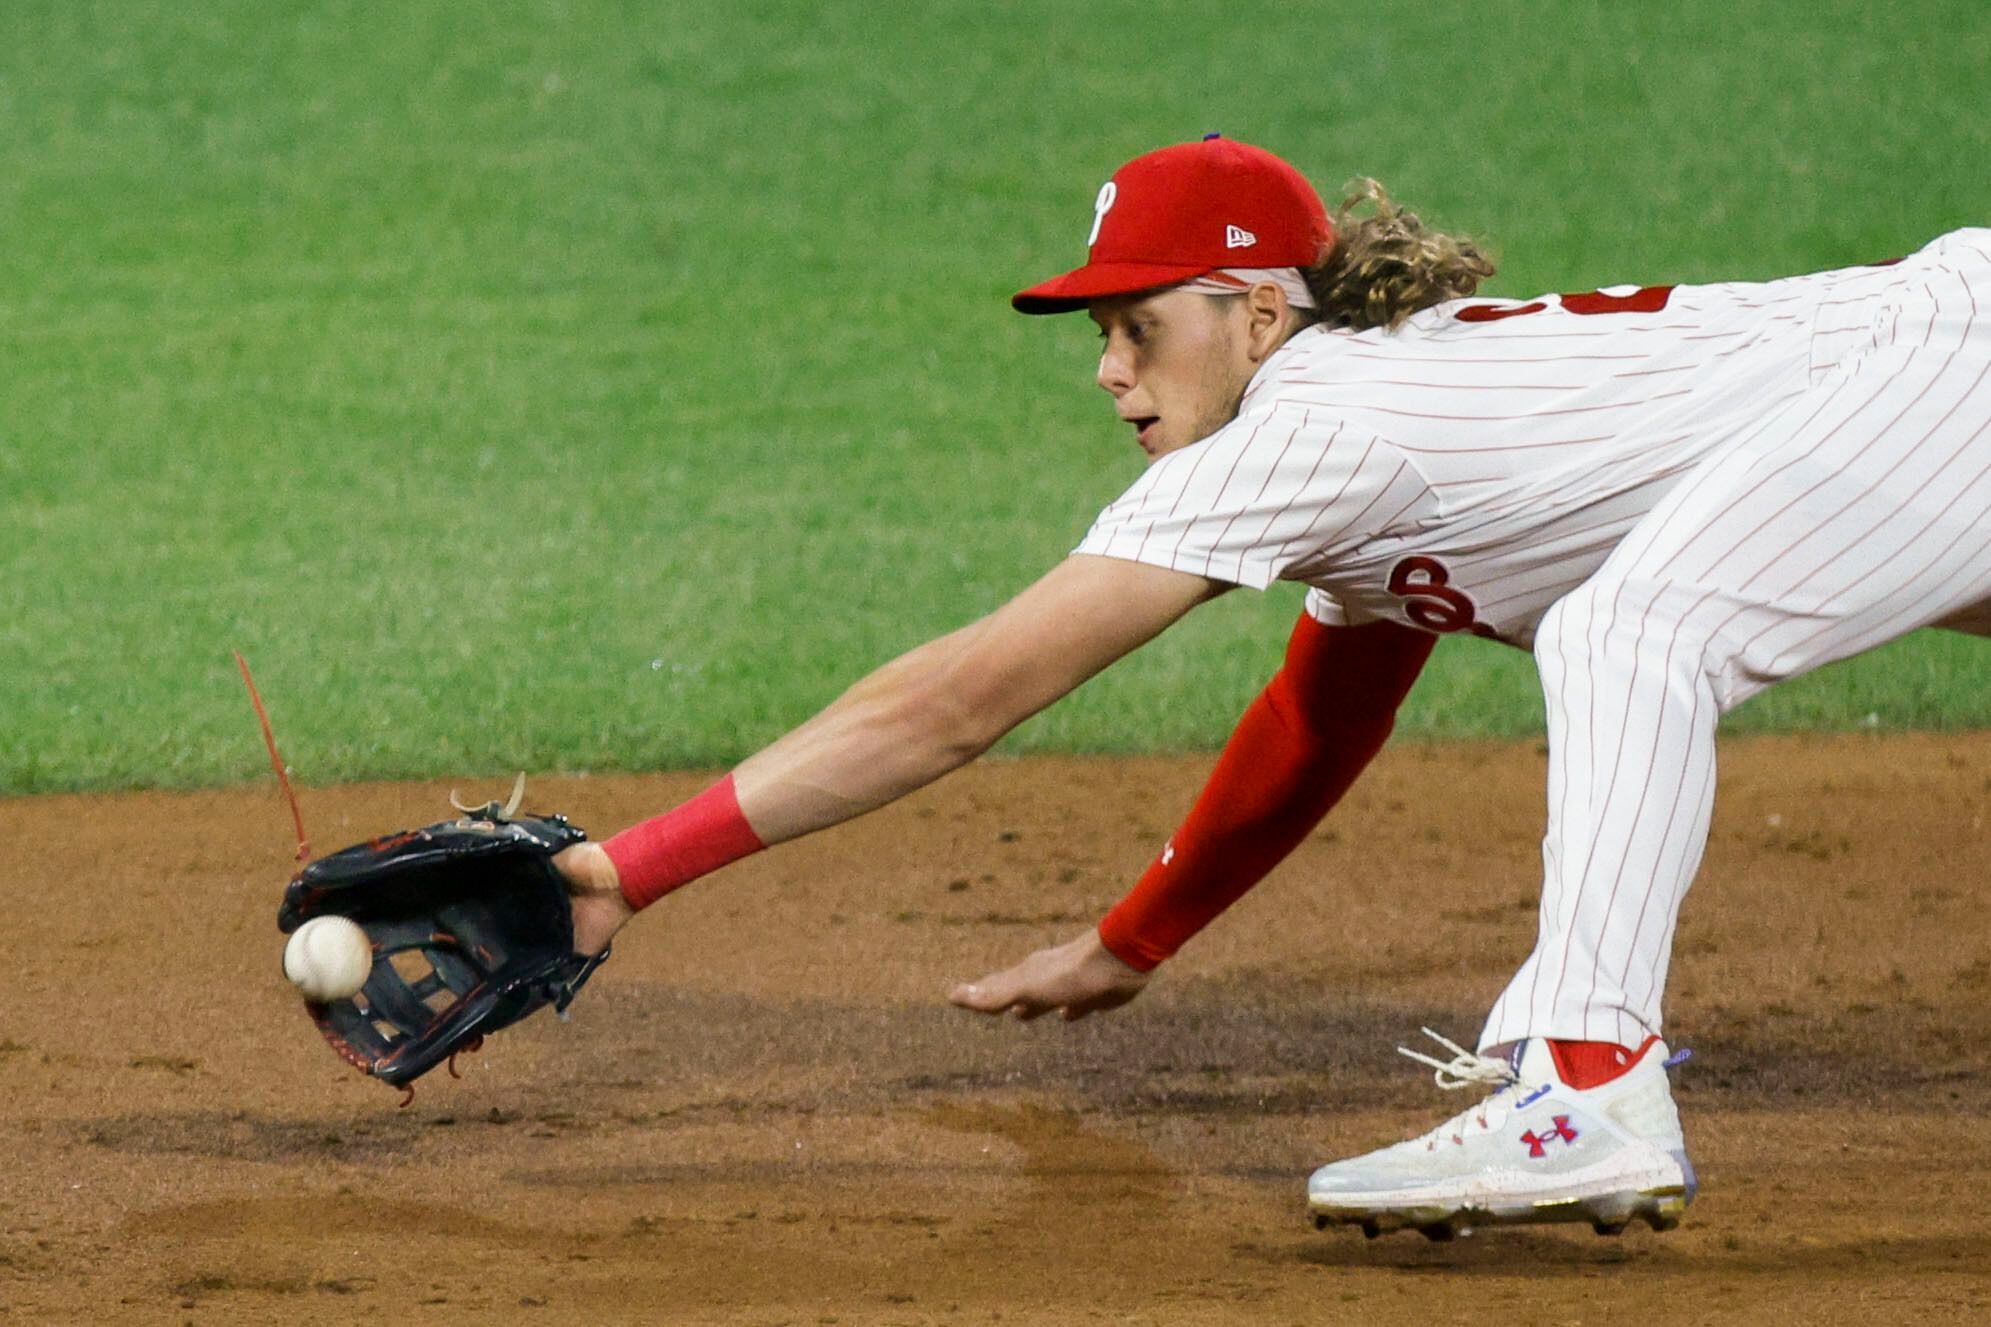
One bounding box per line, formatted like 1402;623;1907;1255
948;930;1150;1022
555;842;632;957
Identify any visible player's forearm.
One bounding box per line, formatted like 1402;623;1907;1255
1097;689;1393;969
598;620;1027;912
732;560;1209;840
731;653;1001;842
596;650;1000;914
1099;618;1434;970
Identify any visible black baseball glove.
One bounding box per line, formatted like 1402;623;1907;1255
276;783;607;1100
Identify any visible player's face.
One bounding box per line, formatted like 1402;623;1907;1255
1090;290;1259;461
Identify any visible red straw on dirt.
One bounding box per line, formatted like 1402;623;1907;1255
233;650;311;862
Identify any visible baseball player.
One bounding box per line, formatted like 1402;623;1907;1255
558;136;1991;1237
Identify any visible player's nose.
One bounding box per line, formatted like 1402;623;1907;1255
1096;344;1134;396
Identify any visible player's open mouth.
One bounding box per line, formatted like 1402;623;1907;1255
1130;417;1160;450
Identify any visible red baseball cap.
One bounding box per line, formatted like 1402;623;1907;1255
1012;136;1334;315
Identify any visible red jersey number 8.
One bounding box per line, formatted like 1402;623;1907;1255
1387;556;1478;633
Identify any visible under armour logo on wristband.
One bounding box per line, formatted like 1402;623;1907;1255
1161;841;1175;865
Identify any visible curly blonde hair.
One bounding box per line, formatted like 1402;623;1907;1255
1300;178;1495;331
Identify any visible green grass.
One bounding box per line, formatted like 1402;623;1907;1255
1;0;1986;792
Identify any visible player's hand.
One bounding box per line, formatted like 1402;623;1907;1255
948;929;1151;1021
554;842;632;957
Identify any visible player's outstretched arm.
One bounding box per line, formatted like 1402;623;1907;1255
730;554;1224;842
950;615;1434;1020
562;554;1224;954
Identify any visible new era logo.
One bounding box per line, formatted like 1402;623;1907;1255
1224;224;1256;249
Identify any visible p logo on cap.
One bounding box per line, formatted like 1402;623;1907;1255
1089;181;1118;247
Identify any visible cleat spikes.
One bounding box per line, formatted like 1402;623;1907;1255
1309;1193;1690;1241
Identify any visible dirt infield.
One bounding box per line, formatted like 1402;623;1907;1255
4;733;1989;1325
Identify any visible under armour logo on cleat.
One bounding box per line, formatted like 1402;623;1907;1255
1224;224;1256;249
1520;1115;1579;1158
1161;840;1175;866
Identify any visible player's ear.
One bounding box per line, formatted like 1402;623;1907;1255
1242;282;1293;362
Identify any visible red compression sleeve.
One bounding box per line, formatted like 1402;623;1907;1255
604;774;767;912
1097;616;1435;971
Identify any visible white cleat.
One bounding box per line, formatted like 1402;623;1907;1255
1307;1030;1697;1240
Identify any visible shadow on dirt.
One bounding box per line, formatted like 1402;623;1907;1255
1247;1229;1991;1278
71;980;1987;1171
77;1110;428;1163
545;982;1991;1116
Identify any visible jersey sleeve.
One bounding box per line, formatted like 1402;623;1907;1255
1074;404;1416;589
1096;616;1436;970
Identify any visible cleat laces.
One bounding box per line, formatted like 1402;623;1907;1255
1395;1028;1527;1150
1397;1027;1520;1090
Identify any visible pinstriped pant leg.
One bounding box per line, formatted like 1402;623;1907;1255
1482;324;1991;1049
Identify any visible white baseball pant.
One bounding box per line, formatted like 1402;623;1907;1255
1484;229;1991;1048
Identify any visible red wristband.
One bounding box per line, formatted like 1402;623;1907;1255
603;774;767;912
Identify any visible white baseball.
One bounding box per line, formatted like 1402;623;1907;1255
283;916;374;1003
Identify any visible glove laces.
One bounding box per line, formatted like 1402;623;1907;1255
450;771;528;821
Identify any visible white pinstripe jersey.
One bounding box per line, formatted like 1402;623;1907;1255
1075;247;1945;648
